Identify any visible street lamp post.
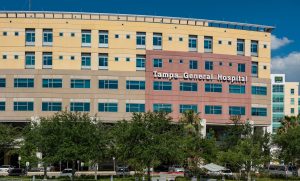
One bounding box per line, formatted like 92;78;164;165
112;157;116;172
18;156;21;168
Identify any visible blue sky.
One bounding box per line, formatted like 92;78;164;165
2;0;300;81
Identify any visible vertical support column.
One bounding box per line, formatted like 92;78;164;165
200;119;206;138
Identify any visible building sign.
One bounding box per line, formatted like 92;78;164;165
153;71;248;83
275;76;283;83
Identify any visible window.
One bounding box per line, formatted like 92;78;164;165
291;108;295;114
70;79;90;88
179;37;183;41
2;55;7;59
153;81;172;90
81;53;91;69
25;52;35;69
205;61;213;70
42;102;62;111
70;56;75;60
82;30;91;47
204;36;213;53
219;62;223;66
25;29;35;46
153;33;162;49
136;55;146;70
59;32;63;37
205;83;222;92
218;40;222;44
14;55;19;59
99;53;108;69
251;107;267;116
115;34;119;38
273;85;284;93
99;80;118;89
168;36;172;41
98;103;118;112
114;57;119;61
70;102;90;112
126;103;145;112
252;86;267;95
229;85;246;94
153;58;163;68
291;89;295;95
251;40;258;56
180;60;183;64
179;104;198;113
229;62;233;67
99;30;109;47
126;57;130;62
180;82;197;91
126;80;145;90
0;78;6;88
263;66;267;70
3;32;7;36
14;78;34;88
237;39;245;55
14;102;34;111
0;102;5;111
272;95;284;103
205;105;222;114
189;60;198;69
126;34;130;39
43;29;53;46
15;32;19;36
291;98;295;105
42;79;62;88
264;44;267;48
188;35;197;51
42;52;52;69
153;104;172;113
251;62;258;77
136;32;146;49
228;41;232;45
238;63;246;72
169;59;173;63
71;32;75;37
273;114;284;123
59;55;63;60
229;106;245;115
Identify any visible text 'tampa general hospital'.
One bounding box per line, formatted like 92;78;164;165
0;11;274;134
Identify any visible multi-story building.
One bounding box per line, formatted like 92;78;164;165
0;11;273;133
271;74;299;133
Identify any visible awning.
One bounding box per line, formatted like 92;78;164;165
201;163;227;172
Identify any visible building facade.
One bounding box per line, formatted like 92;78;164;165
0;11;273;131
271;74;299;133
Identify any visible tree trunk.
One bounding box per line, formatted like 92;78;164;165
247;171;251;181
43;163;47;180
72;160;75;181
147;165;151;181
94;163;98;180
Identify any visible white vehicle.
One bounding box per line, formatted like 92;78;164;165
60;168;74;177
0;165;14;172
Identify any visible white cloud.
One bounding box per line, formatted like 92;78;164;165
272;52;300;82
271;35;293;50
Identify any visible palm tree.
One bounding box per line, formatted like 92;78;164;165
179;110;201;135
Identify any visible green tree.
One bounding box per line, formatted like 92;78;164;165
113;111;184;181
0;123;21;161
277;115;300;134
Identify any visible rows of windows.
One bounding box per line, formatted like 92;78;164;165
0;101;267;116
22;28;264;56
252;86;267;95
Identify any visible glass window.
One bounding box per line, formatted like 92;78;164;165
180;82;197;92
251;107;267;116
251;62;258;77
126;103;145;112
82;30;91;46
70;79;90;88
189;60;198;69
153;58;163;68
205;61;213;70
153;81;172;90
252;86;267;95
272;95;284;103
0;78;6;88
14;102;34;111
188;35;197;51
25;52;35;69
99;53;108;69
136;55;146;70
238;63;246;72
291;89;295;95
205;83;222;92
205;105;222;114
273;105;284;113
126;80;145;90
291;108;295;114
153;33;162;49
237;39;245;55
272;85;284;93
179;104;198;113
0;102;5;111
273;114;284;123
42;52;52;69
70;102;90;112
136;32;146;48
99;80;118;89
204;36;213;53
99;30;109;47
42;79;62;88
81;53;91;69
43;29;53;46
229;106;245;115
291;98;295;105
153;104;172;113
25;28;35;46
98;103;118;112
14;78;34;88
229;85;246;94
251;40;258;56
42;102;62;111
